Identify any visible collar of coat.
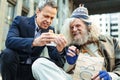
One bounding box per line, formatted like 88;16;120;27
99;35;107;42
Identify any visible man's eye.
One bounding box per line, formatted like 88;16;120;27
70;26;74;29
45;16;49;18
76;24;80;27
51;17;54;20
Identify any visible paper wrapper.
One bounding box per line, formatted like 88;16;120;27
46;30;56;46
46;42;56;46
72;54;104;80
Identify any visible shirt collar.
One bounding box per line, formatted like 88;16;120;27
35;19;40;32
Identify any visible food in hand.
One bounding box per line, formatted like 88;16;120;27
46;29;56;46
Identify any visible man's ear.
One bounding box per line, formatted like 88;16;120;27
36;8;41;14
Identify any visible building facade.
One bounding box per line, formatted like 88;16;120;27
0;0;37;51
90;13;120;41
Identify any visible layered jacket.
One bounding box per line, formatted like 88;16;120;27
97;35;120;76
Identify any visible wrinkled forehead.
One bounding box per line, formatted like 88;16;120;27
70;18;84;26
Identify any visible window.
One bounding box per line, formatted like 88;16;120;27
110;23;118;26
34;1;38;13
106;23;108;26
111;29;118;32
22;0;29;16
22;10;28;16
0;0;1;8
5;3;15;24
111;35;118;37
23;0;29;9
7;0;16;6
106;29;108;32
100;18;102;21
63;0;65;4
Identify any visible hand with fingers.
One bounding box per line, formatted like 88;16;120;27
54;34;67;52
66;46;79;65
32;32;55;47
91;70;112;80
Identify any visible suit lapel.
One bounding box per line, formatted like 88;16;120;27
27;15;36;37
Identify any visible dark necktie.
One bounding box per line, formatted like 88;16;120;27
35;28;41;38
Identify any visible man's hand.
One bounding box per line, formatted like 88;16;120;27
32;32;55;47
32;32;67;53
54;34;67;52
66;46;79;65
91;70;111;80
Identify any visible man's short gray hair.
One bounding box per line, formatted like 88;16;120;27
37;0;57;10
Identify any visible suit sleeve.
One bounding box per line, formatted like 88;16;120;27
46;27;65;67
47;46;66;68
5;16;34;53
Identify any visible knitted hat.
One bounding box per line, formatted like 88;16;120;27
71;4;91;25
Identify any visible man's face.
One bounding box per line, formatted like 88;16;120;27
70;19;89;45
36;5;57;29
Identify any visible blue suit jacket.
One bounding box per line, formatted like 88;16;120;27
5;15;65;67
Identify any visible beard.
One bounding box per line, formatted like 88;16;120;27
72;30;89;45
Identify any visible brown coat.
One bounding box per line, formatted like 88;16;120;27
98;35;120;75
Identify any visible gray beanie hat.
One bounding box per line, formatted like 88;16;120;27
71;4;91;25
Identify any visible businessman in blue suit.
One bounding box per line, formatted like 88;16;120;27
1;0;67;80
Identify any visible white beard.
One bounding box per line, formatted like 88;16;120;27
72;30;89;45
72;35;89;45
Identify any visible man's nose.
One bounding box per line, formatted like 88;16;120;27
47;18;51;23
73;26;77;31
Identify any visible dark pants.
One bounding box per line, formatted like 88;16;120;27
1;48;35;80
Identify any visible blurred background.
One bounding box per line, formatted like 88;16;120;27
0;0;120;53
